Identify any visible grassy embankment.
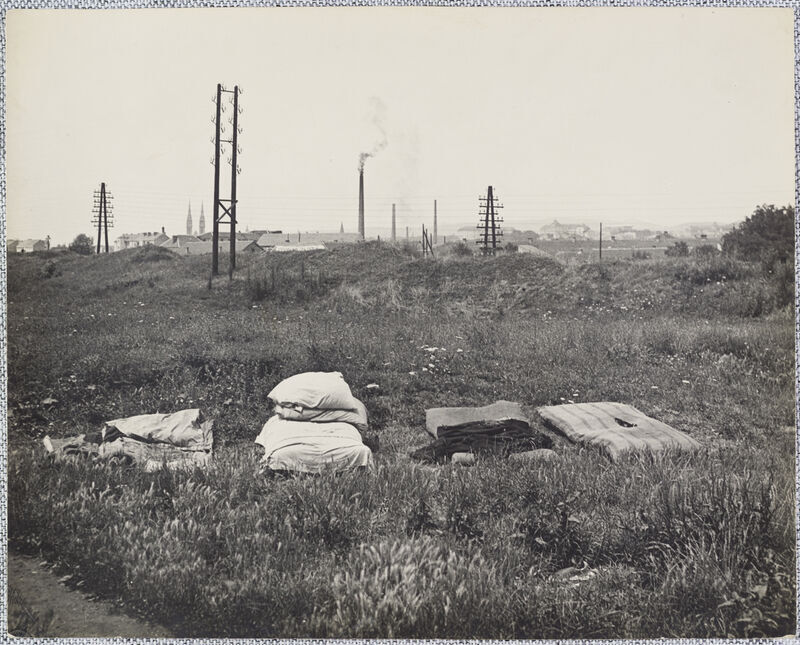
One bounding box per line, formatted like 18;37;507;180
7;244;796;637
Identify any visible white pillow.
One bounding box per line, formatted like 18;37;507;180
268;371;358;411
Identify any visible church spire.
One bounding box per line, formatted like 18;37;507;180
199;202;206;235
186;201;193;235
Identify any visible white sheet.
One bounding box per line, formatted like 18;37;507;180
254;416;373;473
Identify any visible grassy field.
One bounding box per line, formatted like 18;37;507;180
6;243;796;638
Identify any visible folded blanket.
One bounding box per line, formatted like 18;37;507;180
274;398;369;433
425;400;528;438
255;416;373;473
43;409;214;471
411;419;553;464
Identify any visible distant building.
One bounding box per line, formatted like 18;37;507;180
186;202;193;236
160;234;201;248
114;229;169;251
539;220;591;240
256;231;361;250
7;240;18;253
17;238;50;253
198;203;206;235
172;240;264;256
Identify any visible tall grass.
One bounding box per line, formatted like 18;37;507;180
6;248;795;637
8;442;794;637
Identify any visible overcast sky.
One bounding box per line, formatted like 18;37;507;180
6;7;795;245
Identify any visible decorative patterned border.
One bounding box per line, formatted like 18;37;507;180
0;2;796;644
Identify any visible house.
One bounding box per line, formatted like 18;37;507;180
160;234;201;248
7;240;18;253
17;238;50;253
114;228;169;251
172;240;265;256
256;231;361;250
539;220;591;240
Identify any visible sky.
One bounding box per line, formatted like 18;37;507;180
5;7;796;245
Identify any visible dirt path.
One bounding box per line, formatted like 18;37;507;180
7;551;173;638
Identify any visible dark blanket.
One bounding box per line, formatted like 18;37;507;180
411;419;553;464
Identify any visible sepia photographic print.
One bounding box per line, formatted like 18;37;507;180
3;5;797;639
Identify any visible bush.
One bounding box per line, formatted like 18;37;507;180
451;241;473;257
693;244;720;259
69;234;94;255
665;241;689;257
722;205;794;264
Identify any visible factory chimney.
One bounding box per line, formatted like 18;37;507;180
358;168;365;239
391;204;396;242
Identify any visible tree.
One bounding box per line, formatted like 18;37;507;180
69;234;94;255
722;204;794;263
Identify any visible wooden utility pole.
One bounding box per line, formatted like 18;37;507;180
212;83;222;274
434;199;438;244
229;85;239;272
91;182;114;253
599;222;603;262
476;185;503;255
422;224;435;257
211;83;242;276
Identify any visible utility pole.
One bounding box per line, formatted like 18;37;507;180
476;185;503;256
211;83;242;276
91;182;114;253
434;199;438;244
422;224;434;257
599;222;603;262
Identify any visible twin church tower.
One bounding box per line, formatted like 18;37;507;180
186;202;206;236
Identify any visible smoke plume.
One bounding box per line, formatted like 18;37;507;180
358;97;388;171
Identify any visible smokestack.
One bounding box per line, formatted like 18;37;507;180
434;200;438;244
358;168;365;239
391;204;396;242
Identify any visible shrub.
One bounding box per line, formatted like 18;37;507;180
69;234;94;255
693;244;720;259
451;241;473;257
665;241;689;257
722;204;794;264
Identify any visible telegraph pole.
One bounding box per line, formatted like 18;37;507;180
229;86;239;272
212;83;222;274
91;182;114;253
599;222;603;262
434;199;438;244
476;185;503;255
211;83;242;276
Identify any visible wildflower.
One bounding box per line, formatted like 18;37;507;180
409;371;417;376
366;383;379;390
